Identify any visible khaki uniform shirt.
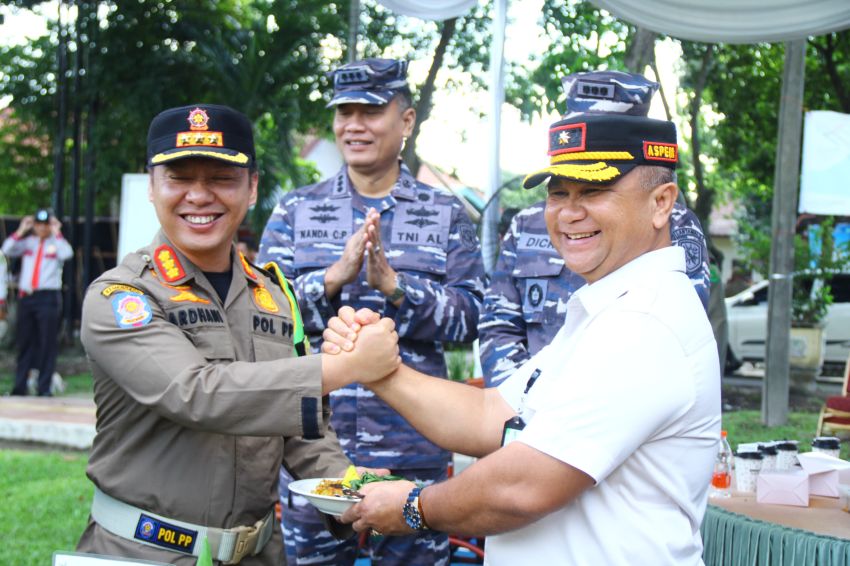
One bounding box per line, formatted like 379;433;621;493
77;231;350;565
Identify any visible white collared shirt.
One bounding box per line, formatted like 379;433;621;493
492;246;721;566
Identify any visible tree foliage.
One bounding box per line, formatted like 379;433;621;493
679;31;850;256
0;0;495;234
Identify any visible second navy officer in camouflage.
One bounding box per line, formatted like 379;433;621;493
479;70;712;386
258;58;487;565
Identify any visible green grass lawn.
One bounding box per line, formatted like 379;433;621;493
0;450;92;564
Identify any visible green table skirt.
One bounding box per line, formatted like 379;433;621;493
702;506;850;565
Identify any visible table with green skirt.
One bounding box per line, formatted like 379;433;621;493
702;492;850;565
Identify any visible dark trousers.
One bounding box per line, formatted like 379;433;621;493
12;290;62;396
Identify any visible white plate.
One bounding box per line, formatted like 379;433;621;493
288;478;360;515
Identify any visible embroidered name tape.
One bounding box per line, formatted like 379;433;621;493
643;141;678;163
134;513;198;554
102;284;144;297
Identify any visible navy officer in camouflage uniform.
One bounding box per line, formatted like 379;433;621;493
479;71;712;386
258;58;486;565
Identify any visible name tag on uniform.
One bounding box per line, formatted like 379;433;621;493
134;514;197;554
294;201;353;244
392;203;449;247
517;232;554;251
253;313;294;339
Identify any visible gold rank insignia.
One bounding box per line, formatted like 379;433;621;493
102;284;144;297
253;287;279;313
175;131;224;148
154;245;186;283
240;253;258;281
187;107;210;130
167;286;211;305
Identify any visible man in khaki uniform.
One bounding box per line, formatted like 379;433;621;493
76;103;399;565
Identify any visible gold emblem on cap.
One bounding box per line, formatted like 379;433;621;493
558;131;571;145
187;107;210;131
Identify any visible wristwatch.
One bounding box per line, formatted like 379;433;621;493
402;486;430;531
386;274;406;303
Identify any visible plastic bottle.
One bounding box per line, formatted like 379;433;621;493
710;430;733;498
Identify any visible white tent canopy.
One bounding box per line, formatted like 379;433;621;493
594;0;850;44
375;0;477;21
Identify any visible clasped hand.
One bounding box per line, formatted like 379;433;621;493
322;306;401;385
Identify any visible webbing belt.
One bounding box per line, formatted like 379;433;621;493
90;487;274;564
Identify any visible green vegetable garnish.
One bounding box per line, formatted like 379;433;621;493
348;472;405;491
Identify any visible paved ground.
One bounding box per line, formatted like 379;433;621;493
0;395;95;449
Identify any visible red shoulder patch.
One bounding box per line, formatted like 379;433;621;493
154;245;186;283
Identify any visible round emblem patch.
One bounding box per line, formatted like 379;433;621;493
138;518;156;541
111;292;153;329
458;220;478;250
672;227;704;274
253;287;280;313
187;107;210;130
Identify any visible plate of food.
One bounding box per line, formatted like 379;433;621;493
289;467;405;515
288;477;361;515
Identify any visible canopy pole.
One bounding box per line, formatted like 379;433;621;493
348;0;360;62
481;0;508;272
763;39;807;426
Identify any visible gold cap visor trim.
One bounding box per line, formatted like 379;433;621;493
551;151;634;164
523;162;625;188
150;149;250;166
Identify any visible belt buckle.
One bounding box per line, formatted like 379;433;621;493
224;519;264;565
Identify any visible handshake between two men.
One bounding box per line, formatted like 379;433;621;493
319;305;553;540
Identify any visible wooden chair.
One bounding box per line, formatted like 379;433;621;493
816;352;850;436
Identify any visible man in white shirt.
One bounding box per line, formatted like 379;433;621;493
324;71;722;565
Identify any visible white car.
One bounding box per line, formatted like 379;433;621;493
725;275;850;371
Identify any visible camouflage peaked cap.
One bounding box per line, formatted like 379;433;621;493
523;70;677;188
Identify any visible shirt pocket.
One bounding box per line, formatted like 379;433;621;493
389;202;450;278
251;311;296;362
292;201;353;270
186;327;236;362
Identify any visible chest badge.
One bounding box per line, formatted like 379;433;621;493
253;286;279;313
